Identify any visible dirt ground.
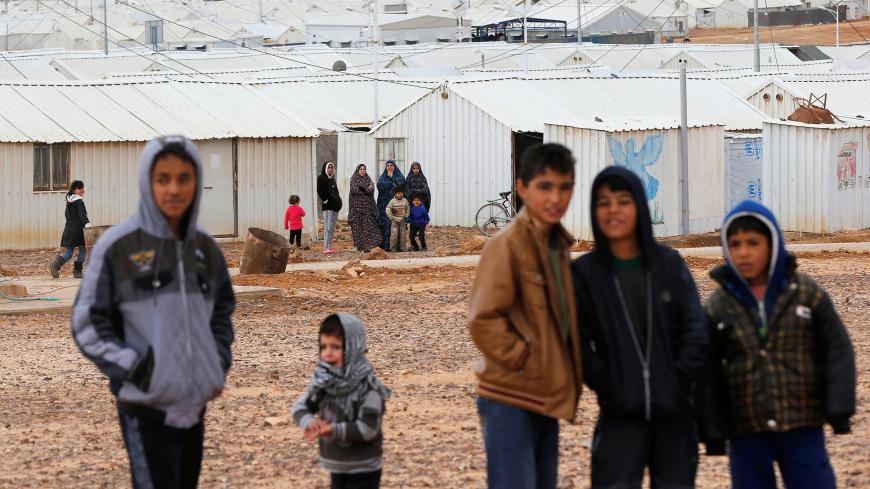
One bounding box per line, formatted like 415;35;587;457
5;225;870;278
687;18;870;45
0;242;868;488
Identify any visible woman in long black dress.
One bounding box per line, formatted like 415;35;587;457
348;164;383;252
50;180;91;279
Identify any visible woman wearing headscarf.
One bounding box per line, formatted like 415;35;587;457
348;164;383;253
405;161;431;212
376;161;405;251
50;180;91;279
317;162;343;255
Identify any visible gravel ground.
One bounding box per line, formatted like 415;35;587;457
0;249;867;488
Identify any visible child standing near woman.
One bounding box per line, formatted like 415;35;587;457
293;313;390;489
284;195;306;248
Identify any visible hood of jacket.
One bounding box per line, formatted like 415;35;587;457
320;162;336;180
589;166;659;266
137;136;203;240
67;194;83;203
719;200;789;314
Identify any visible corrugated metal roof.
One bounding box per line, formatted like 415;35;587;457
443;75;765;131
0;85;72;143
251;78;436;130
0;80;321;142
546;117;722;132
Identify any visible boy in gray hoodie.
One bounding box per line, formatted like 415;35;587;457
293;313;390;489
72;136;235;489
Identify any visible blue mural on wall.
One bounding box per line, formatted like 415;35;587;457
607;133;665;224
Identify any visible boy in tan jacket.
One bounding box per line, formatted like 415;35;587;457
385;188;410;252
468;143;582;489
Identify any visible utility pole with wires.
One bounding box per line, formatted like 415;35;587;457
258;0;263;23
679;55;690;236
753;0;760;72
577;0;583;44
371;0;379;128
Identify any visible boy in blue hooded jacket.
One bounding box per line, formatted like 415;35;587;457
699;200;856;489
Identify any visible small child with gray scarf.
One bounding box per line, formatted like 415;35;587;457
293;313;391;489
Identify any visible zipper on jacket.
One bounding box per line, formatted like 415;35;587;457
613;273;654;420
177;241;193;359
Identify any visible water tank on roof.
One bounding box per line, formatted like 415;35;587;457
384;3;408;14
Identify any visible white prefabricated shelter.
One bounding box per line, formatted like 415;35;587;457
763;120;870;233
748;75;870;121
545;120;726;239
367;75;760;228
0;80;321;250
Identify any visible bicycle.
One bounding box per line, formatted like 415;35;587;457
475;191;516;236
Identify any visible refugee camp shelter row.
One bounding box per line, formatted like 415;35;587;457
763;120;870;234
361;75;764;228
0;80;320;250
545;120;726;239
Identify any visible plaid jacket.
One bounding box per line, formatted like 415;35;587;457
699;257;855;444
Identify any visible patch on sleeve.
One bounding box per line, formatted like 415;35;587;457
129;249;156;273
795;304;813;320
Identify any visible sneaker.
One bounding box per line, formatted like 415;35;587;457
325;249;338;255
321;249;331;255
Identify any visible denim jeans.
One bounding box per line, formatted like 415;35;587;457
729;427;836;489
476;397;559;489
60;245;86;264
323;210;337;250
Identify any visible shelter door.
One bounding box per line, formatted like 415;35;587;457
196;139;237;237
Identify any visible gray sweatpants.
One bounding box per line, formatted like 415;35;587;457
323;210;338;250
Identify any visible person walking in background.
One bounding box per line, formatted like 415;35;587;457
699;201;855;489
318;162;342;255
385;188;410;253
571;167;707;489
376;161;404;252
405;162;431;212
468;143;581;489
293;313;391;489
72;136;235;489
348;164;383;253
408;197;429;252
284;195;306;249
50;180;92;279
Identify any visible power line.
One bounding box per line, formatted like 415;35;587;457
455;0;631;70
115;1;437;89
43;0;214;78
618;1;682;72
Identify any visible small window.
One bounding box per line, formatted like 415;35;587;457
376;138;406;176
33;142;71;191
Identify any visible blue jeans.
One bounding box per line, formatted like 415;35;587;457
476;397;559;489
323;210;337;250
61;245;86;264
729;427;836;489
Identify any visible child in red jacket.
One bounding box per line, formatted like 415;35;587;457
285;195;306;248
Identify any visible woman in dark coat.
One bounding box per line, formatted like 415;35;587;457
405;161;431;212
348;164;383;252
317;162;342;254
376;160;405;251
50;180;90;279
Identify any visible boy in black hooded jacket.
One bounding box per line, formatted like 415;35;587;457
571;167;707;489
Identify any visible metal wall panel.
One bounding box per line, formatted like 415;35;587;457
763;121;870;233
546;123;725;239
2;137;316;249
237;137;319;242
0;141;144;249
748;82;797;120
372;87;513;227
